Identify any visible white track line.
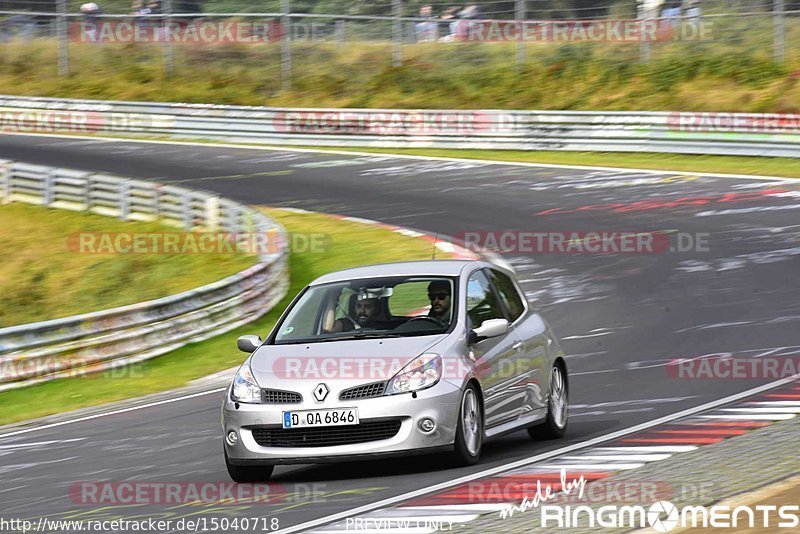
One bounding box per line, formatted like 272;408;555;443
276;373;800;534
5;132;798;182
0;388;225;440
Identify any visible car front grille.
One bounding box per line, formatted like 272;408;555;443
339;381;386;400
251;420;402;448
261;389;302;404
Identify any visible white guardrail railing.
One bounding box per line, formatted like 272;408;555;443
0;159;290;391
1;95;799;157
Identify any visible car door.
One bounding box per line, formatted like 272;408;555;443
486;268;548;416
465;269;526;428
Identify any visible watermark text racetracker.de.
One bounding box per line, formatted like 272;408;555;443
67;232;329;255
69;481;326;506
0;110;167;133
669;354;800;379
457;230;709;254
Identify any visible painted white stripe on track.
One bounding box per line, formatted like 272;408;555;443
531;463;645;470
698;414;796;420
561;454;672;462
720;407;800;413
594;446;698;453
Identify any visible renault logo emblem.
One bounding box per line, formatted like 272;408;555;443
313;383;329;402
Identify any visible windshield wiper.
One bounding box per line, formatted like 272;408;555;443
340;332;404;340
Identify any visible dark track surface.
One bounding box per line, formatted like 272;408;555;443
1;135;800;532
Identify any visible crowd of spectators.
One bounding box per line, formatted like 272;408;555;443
415;3;483;42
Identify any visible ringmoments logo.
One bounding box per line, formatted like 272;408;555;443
535;500;800;530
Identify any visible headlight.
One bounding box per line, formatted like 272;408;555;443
231;363;261;404
385;353;442;395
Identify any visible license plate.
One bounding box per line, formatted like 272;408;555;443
282;408;359;429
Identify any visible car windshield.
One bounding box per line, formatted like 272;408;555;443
271;275;457;344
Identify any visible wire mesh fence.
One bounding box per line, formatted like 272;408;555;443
0;1;798;95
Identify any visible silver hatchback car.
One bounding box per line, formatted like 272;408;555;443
222;260;568;482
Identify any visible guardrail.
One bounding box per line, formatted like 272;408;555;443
0;159;290;391
1;95;799;157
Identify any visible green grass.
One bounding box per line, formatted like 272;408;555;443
0;202;257;327
1;36;799;112
297;147;800;178
0;208;450;426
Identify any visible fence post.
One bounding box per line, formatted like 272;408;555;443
515;0;525;67
335;19;345;48
163;0;174;75
57;0;69;76
392;0;402;67
281;0;292;91
774;0;785;64
638;0;652;63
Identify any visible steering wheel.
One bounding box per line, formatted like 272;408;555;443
403;316;445;328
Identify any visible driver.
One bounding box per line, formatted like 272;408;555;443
427;280;452;326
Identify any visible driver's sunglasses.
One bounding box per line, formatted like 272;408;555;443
428;293;450;301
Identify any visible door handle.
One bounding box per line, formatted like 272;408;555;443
512;341;524;352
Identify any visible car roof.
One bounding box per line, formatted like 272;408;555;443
309;260;490;286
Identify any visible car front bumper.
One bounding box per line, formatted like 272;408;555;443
222;380;462;465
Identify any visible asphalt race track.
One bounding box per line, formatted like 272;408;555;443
1;135;800;532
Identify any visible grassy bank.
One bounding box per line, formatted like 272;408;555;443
0;208;450;426
1;38;799;112
0;202;257;327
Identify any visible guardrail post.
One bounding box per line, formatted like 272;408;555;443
205;196;220;231
0;161;10;204
774;0;785;64
44;171;55;206
182;192;192;230
392;0;402;67
119;180;130;220
281;0;292;91
57;0;69;76
84;175;92;212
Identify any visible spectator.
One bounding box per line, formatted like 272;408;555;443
415;4;437;42
147;0;165;41
683;0;701;24
131;0;151;32
455;4;482;41
661;0;682;27
80;2;103;42
439;6;461;42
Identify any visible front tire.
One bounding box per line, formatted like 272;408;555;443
225;449;274;482
528;364;568;440
451;383;483;466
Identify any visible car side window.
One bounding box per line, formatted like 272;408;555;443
488;269;525;322
466;270;505;328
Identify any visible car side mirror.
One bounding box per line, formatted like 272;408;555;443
468;318;509;344
237;335;262;353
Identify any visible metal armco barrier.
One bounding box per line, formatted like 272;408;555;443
0;159;290;391
2;95;800;157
